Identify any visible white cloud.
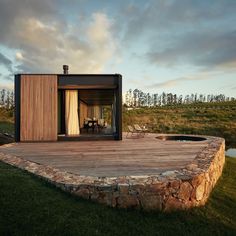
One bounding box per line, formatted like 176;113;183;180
87;13;112;45
146;70;223;89
0;0;118;74
15;52;23;60
13;12;117;74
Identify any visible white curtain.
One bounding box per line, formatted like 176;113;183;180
93;105;101;119
65;90;80;135
87;105;101;119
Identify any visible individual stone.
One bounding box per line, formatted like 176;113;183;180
191;173;205;188
205;172;210;182
164;196;185;212
148;182;166;194
116;176;129;184
129;184;145;195
186;163;198;171
162;171;177;177
90;190;99;201
203;181;211;199
139;194;162;211
97;184;112;191
170;180;181;189
97;192;112;205
117;195;139;208
178;182;193;201
118;183;129;194
75;188;90;199
195;179;206;201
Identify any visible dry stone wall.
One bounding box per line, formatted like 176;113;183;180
0;136;225;211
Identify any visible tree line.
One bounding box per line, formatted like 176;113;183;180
1;88;235;109
0;89;14;109
124;89;236;107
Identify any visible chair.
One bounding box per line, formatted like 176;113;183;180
126;125;143;138
84;118;96;132
134;124;148;136
97;119;105;132
98;118;104;126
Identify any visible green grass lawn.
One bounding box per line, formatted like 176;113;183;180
0;107;14;136
0;121;14;135
0;157;235;236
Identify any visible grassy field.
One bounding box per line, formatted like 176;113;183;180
0;121;14;134
0;157;235;235
123;101;236;148
0;107;14;136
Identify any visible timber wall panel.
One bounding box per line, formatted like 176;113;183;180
20;75;58;141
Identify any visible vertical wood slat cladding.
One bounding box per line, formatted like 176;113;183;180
20;75;58;141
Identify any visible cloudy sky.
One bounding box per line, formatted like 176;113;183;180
0;0;236;96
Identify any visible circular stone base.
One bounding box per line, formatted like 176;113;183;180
0;134;225;211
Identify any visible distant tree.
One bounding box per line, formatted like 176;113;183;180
166;93;172;105
158;95;162;106
162;92;166;106
184;95;190;104
207;94;213;102
10;91;14;108
178;95;183;104
133;89;139;107
194;93;198;103
125;89;133;107
190;93;195;103
153;93;158;106
0;89;6;107
199;94;204;103
146;93;152;107
173;94;177;104
6;90;10;109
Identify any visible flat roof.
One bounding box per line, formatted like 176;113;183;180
16;73;122;76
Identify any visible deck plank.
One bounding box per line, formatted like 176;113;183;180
0;134;209;177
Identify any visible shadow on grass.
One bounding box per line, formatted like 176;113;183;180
0;158;235;236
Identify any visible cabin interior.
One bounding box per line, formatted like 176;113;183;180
58;89;116;140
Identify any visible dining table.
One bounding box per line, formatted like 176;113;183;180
87;120;98;132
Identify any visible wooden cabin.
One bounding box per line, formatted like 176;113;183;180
15;67;122;142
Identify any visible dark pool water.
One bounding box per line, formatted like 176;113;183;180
156;135;206;142
226;148;236;158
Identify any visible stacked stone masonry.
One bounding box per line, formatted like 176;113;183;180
0;136;225;211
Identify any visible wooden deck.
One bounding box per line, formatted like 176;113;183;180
0;134;210;177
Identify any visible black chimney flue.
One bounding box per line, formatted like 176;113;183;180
63;65;69;74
